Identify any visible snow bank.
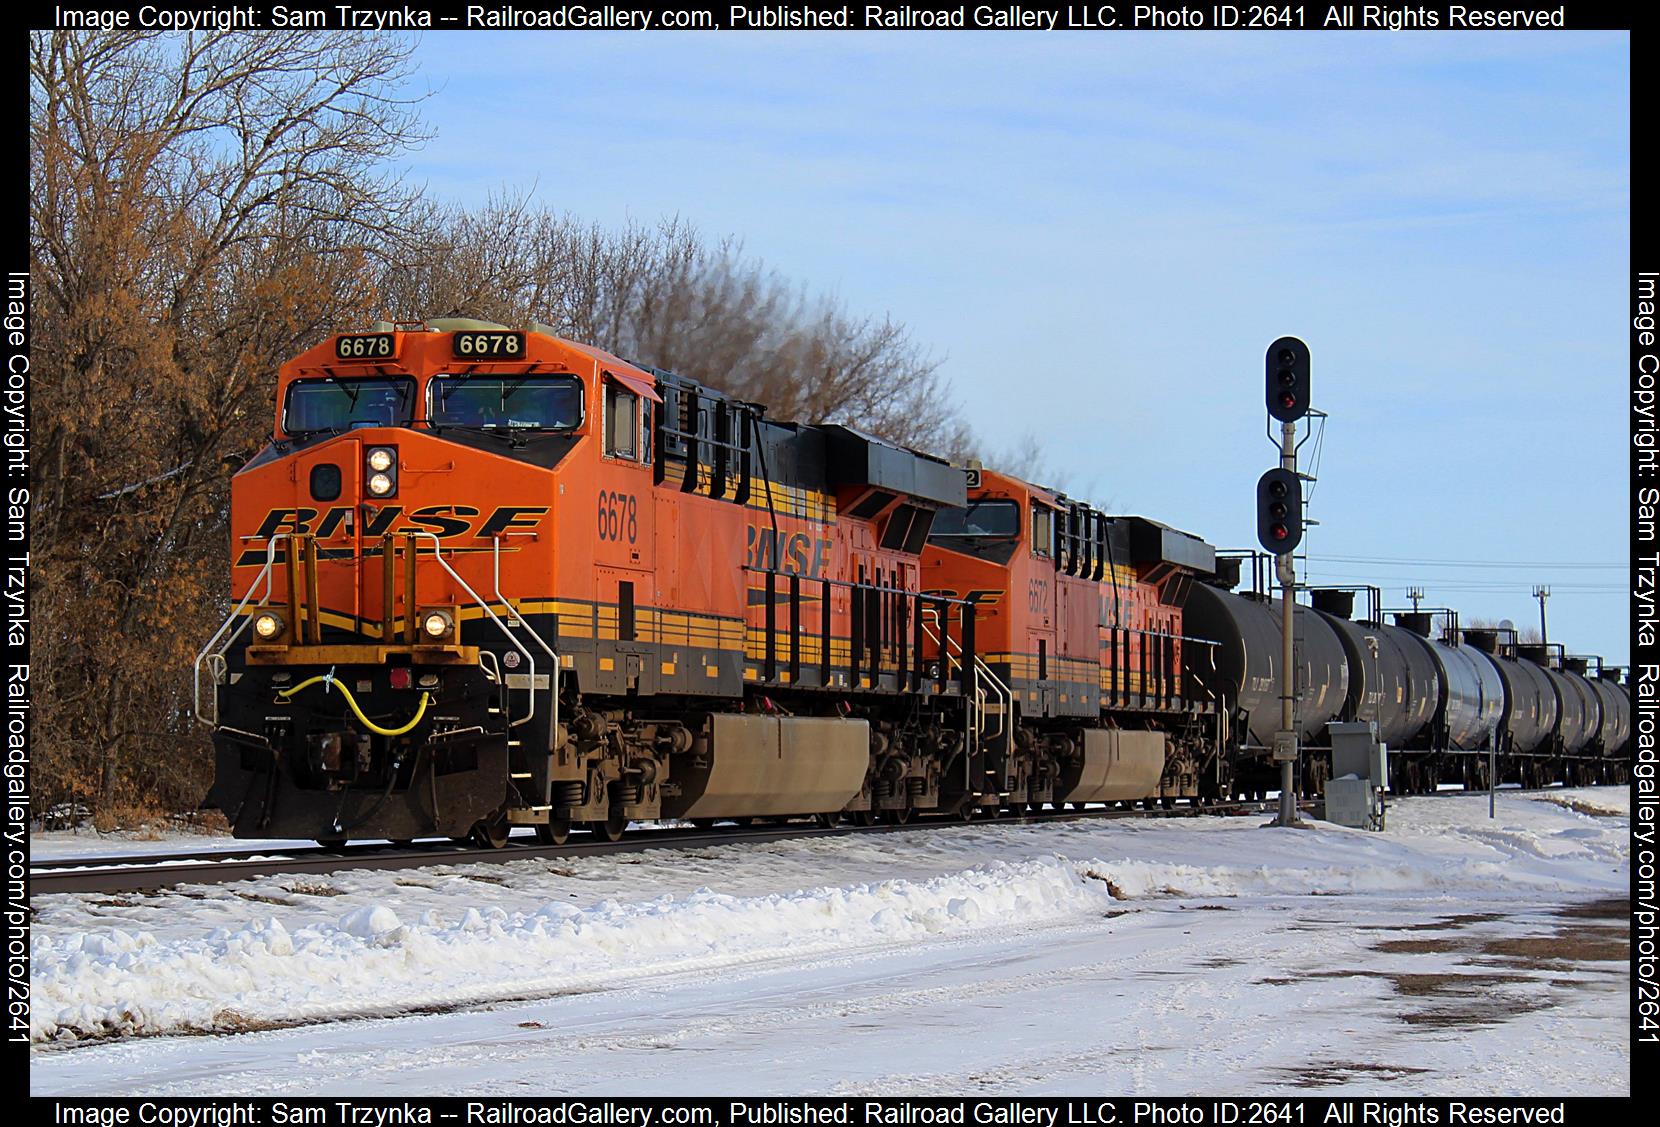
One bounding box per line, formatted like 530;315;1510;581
30;788;1628;1046
31;857;1106;1042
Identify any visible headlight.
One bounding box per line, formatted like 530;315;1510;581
253;611;285;640
422;610;454;639
367;472;395;496
366;447;395;473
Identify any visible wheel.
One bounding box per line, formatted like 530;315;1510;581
316;837;348;852
590;811;626;842
470;816;511;849
885;806;913;825
690;818;717;830
814;812;839;829
534;819;571;846
851;809;877;827
954;801;977;823
390;839;416;849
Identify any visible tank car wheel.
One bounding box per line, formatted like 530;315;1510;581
850;810;877;827
885;807;914;825
591;811;627;842
955;802;977;823
471;816;511;850
534;819;571;846
316;838;348;852
690;819;717;830
814;812;839;829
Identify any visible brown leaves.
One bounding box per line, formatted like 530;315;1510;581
29;31;426;817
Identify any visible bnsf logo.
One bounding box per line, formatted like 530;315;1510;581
745;526;834;578
251;505;548;541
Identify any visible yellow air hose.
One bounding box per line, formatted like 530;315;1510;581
276;670;432;737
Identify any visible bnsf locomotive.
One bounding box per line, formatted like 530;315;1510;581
197;320;1631;846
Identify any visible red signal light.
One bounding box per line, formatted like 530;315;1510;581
1271;524;1289;540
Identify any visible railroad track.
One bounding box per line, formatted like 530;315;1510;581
30;799;1311;896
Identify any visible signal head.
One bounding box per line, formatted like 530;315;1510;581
1256;467;1303;554
1265;336;1310;423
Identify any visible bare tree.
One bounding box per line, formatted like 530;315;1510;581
385;203;973;455
30;31;426;819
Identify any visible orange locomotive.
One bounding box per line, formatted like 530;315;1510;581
921;469;1221;809
198;319;1221;845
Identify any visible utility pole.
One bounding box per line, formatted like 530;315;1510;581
1533;585;1550;645
1262;337;1310;828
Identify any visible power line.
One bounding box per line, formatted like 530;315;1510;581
1310;554;1623;571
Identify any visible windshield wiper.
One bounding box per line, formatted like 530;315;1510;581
323;376;360;408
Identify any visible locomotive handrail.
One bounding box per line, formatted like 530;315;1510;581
409;531;549;733
193;532;290;727
919;604;1011;748
491;534;560;750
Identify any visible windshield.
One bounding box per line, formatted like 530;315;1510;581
928;500;1020;540
429;375;584;431
283;378;414;436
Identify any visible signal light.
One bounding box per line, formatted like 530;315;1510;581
1256;468;1303;554
1266;336;1310;423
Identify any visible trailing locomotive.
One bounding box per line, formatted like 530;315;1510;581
196;320;1630;845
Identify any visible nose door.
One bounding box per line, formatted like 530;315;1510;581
293;442;362;635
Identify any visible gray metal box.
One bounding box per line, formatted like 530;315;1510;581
1323;776;1375;828
1328;721;1385;783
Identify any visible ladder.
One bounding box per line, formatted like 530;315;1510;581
920;608;1014;766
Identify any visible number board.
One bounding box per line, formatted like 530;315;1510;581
453;330;526;360
334;333;396;360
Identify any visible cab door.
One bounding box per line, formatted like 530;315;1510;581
1025;501;1058;716
596;375;659;694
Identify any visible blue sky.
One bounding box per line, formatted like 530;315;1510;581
401;31;1630;664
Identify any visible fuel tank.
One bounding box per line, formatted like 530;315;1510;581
1464;630;1556;756
1591;675;1631;754
1308;590;1439;749
1557;658;1603;755
1184;583;1348;746
1394;615;1503;751
1309;591;1380;730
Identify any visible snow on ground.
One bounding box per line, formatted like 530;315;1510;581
29;788;1630;1096
30;828;319;860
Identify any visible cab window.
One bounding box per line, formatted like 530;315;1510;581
428;375;582;431
606;381;639;460
1031;504;1054;559
283;377;414;437
928;500;1019;541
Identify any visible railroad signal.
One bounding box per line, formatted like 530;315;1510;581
1256;467;1302;554
1266;336;1310;422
